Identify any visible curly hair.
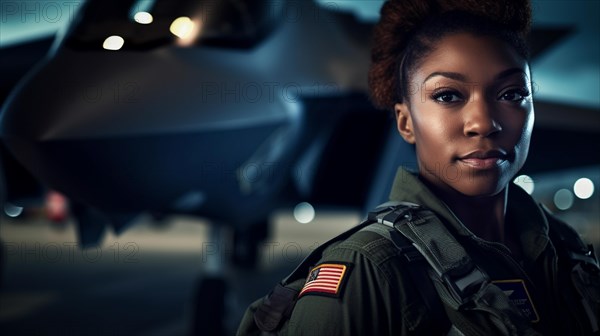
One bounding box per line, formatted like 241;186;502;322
368;0;532;110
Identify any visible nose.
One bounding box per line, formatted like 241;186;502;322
463;98;502;137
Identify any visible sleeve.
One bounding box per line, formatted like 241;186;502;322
235;297;262;336
279;246;399;336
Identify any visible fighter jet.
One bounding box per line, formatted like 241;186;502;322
1;0;387;249
0;0;597;334
0;1;390;333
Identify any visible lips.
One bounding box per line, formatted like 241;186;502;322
457;150;509;169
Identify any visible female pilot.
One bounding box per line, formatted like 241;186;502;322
238;0;600;335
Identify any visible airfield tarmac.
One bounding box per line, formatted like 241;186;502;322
0;210;360;335
1;189;598;336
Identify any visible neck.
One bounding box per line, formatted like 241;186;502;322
447;190;508;243
420;177;509;243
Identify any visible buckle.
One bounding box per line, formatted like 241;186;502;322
568;246;600;274
368;204;420;227
442;265;488;304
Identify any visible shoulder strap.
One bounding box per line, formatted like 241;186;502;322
543;206;600;333
369;201;488;307
360;219;450;333
544;206;599;270
372;202;540;336
255;201;540;335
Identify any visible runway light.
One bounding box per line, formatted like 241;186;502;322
170;17;195;39
513;175;534;194
293;202;315;224
134;12;153;24
102;35;124;50
4;203;23;218
554;189;574;211
573;177;594;199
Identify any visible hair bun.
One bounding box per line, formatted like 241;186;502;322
437;0;531;33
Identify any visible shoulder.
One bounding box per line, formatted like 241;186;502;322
541;206;590;252
312;221;414;289
326;223;406;264
281;223;419;336
541;206;600;274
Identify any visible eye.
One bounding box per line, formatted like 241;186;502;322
432;90;463;103
499;88;530;102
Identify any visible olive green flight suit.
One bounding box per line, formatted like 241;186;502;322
238;167;597;335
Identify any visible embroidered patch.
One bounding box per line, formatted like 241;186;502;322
493;279;540;323
298;263;352;298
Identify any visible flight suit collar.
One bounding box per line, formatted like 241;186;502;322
388;167;472;237
505;184;551;262
388;167;551;262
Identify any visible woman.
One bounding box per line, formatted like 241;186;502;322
238;0;600;335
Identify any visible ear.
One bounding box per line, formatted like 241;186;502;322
394;103;415;144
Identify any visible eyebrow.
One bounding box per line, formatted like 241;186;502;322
422;67;527;85
423;72;467;84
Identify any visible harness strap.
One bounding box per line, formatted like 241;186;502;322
254;283;300;332
543;206;600;333
370;202;488;307
371;202;540;336
360;222;449;332
254;201;543;335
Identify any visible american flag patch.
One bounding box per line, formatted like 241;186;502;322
299;263;351;298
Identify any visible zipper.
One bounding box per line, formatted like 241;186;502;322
549;246;565;334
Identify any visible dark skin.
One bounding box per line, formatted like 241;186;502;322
394;33;534;258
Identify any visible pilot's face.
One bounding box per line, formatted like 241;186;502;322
395;32;534;197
